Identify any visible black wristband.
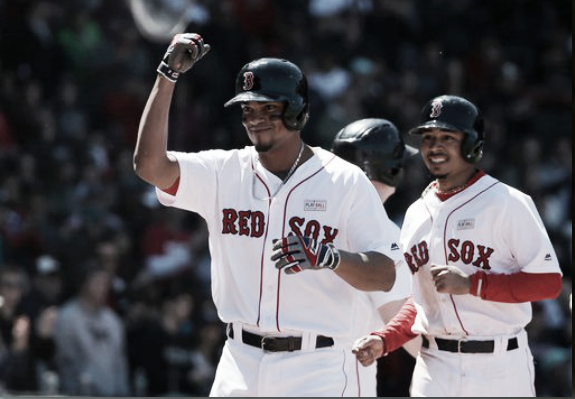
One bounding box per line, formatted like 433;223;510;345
157;61;179;82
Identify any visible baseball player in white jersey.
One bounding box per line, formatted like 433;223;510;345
331;118;421;397
134;33;399;397
352;95;563;397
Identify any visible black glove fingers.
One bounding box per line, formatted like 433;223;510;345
183;33;207;61
198;43;211;60
284;265;303;275
271;236;298;251
274;255;294;270
188;33;204;48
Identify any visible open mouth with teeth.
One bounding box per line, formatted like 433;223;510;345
428;154;448;164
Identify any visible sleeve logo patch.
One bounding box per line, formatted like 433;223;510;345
457;219;475;230
544;253;552;261
391;243;400;250
304;200;327;211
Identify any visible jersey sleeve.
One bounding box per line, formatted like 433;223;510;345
470;271;562;302
499;189;562;275
371;296;419;354
344;174;404;261
155;150;222;219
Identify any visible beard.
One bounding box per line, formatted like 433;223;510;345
254;142;272;153
430;172;448;179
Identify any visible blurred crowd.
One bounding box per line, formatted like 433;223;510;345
0;0;571;396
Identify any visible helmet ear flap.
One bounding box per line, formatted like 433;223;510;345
462;133;484;163
283;100;309;131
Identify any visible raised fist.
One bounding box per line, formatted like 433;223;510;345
157;33;211;82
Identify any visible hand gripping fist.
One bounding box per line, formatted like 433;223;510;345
352;335;385;367
271;235;341;274
157;33;211;82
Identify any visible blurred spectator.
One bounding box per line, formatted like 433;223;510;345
53;261;130;396
0;265;34;393
138;207;195;281
127;283;203;396
95;238;131;314
17;255;63;395
19;255;63;320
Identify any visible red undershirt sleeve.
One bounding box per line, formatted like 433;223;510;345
370;296;419;354
161;177;180;196
470;271;562;303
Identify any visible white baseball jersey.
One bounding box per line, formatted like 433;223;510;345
156;146;401;339
400;173;562;337
400;172;562;397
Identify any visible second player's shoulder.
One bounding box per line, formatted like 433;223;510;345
316;147;370;182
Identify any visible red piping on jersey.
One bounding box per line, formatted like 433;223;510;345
340;349;349;397
252;163;273;327
276;156;335;331
354;358;361;397
442;179;500;335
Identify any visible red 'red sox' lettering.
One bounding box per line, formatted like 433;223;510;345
221;209;265;237
405;239;494;273
289;217;338;244
404;242;429;273
221;211;338;243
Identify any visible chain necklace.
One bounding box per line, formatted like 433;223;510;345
435;182;468;195
254;140;305;199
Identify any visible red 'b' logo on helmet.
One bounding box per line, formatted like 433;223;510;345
429;99;443;118
242;72;254;91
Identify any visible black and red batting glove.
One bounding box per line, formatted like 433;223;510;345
271;235;341;274
157;33;211;82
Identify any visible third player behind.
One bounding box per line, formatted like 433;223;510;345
331;118;421;397
352;94;563;397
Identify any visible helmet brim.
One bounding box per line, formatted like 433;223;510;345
224;91;284;107
408;120;461;135
405;144;419;157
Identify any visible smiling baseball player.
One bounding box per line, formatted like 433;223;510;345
134;33;399;397
352;95;563;397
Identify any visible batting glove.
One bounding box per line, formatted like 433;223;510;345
157;33;211;82
271;235;341;274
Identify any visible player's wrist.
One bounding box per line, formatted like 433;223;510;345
369;332;387;357
326;244;341;270
470;271;485;297
157;61;180;82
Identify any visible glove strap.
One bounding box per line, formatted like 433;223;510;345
326;244;341;271
157;61;180;82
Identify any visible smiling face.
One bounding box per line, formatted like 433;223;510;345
420;129;475;185
241;101;291;153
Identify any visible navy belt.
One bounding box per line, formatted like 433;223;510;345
227;324;334;352
422;336;518;353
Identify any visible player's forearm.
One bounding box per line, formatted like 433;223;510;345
133;76;179;189
334;251;396;291
371;296;419;354
470;271;562;303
